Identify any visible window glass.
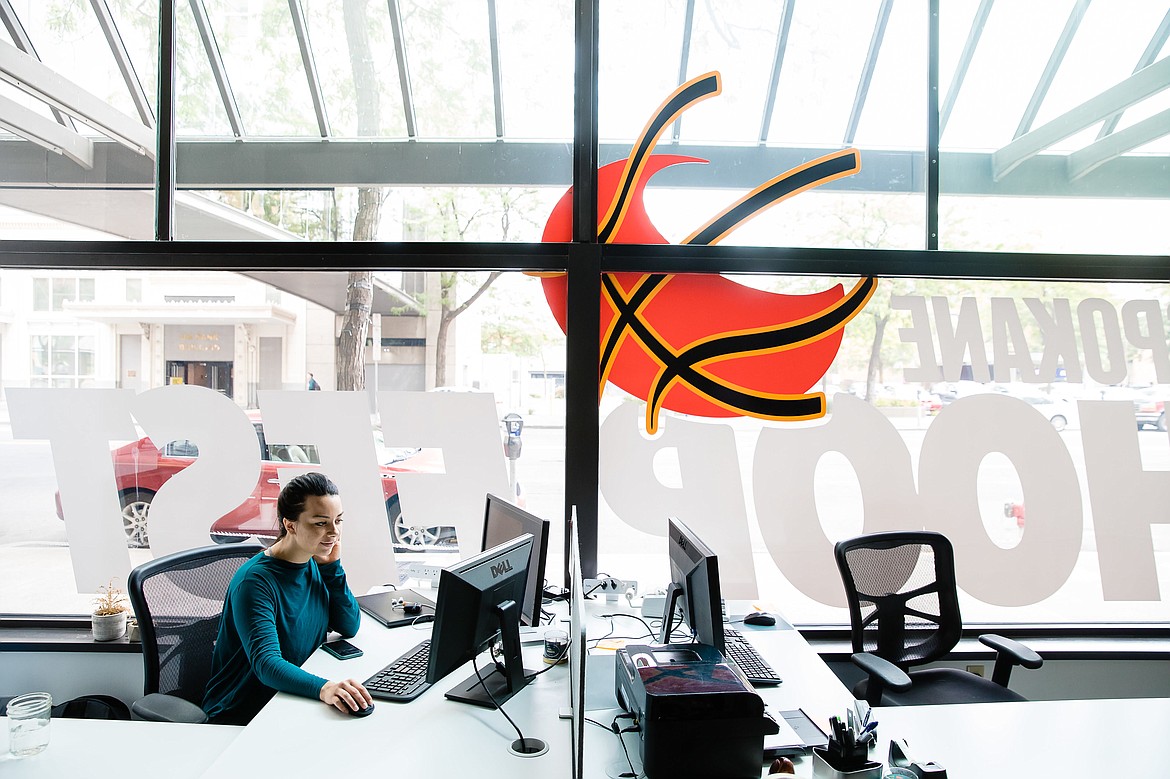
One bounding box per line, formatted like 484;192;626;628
15;2;149;121
300;0;407;138
494;2;575;140
0;268;566;616
33;279;49;312
597;273;1170;626
400;0;494;139
939;1;1170;248
198;0;318;136
51;279;74;311
600;0;925;250
1;3;157;239
177;186;568;242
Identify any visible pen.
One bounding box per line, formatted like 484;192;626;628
854;699;872;728
860;719;879;735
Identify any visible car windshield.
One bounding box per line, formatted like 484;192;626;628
372;430;420;466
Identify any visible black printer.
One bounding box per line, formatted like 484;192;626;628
615;643;779;779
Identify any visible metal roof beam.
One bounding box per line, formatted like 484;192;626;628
940;0;993;136
288;0;330;137
1014;0;1090;139
1069;106;1170;180
90;0;154;127
1098;7;1170;139
2;138;1169;198
0;93;93;168
387;0;417;139
0;40;154;156
993;56;1170;180
758;0;795;144
671;0;696;142
844;0;892;145
487;0;504;139
189;0;244;137
0;0;75;130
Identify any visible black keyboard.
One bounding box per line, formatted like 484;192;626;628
362;639;433;702
723;627;783;686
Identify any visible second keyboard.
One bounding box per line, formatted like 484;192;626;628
723;627;783;686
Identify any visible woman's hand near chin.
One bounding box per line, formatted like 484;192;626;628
314;539;342;566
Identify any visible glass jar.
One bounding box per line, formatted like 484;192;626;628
6;692;52;757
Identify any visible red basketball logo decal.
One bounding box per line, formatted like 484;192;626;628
539;72;875;433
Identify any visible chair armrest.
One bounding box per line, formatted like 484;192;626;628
978;633;1043;688
851;652;911;705
130;693;209;724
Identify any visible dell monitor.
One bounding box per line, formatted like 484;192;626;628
481;493;550;627
427;532;535;709
659;517;725;654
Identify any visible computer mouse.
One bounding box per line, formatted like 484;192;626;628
743;611;777;627
348;702;375;717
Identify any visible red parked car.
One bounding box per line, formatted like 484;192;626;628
1134;389;1167;431
54;415;454;552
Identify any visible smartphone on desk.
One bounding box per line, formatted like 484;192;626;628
321;638;363;660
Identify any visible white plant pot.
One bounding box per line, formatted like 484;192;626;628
92;611;127;642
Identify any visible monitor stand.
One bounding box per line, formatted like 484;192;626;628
658;583;684;644
445;599;535;709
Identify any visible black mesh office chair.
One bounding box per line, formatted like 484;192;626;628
127;543;263;722
834;531;1042;706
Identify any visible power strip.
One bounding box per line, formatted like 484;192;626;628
641;594;666;619
582;577;638;602
398;561;442;587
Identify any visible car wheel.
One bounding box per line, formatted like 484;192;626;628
119;489;154;548
1159;413;1167;432
1050;415;1067;432
388;497;442;550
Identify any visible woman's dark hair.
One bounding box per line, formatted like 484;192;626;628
276;472;339;539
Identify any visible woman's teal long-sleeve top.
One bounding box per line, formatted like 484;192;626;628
202;552;361;725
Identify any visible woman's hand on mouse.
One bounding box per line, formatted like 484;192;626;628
319;678;372;713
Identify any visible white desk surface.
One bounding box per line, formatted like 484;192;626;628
874;696;1169;778
0;717;240;778
44;595;1165;779
199;613;574;778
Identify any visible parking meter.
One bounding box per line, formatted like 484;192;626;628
503;413;524;459
502;413;523;497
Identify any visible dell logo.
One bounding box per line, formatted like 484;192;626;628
490;560;514;578
678;537;688;552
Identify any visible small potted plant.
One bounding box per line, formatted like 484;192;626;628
91;578;129;642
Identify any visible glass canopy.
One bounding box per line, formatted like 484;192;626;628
0;0;1167;242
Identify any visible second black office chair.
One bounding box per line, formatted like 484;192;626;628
834;531;1042;706
127;543;264;723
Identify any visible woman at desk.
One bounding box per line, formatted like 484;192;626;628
202;472;373;724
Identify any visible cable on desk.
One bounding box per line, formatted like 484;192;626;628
542;579;570;602
524;639;570;681
611;713;642;778
584;714;641;778
471;656;535;752
599;613;657;640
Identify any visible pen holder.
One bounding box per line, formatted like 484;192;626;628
811;746;882;779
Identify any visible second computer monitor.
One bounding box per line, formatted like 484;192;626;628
481;493;550;627
660;516;725;654
427;532;534;708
